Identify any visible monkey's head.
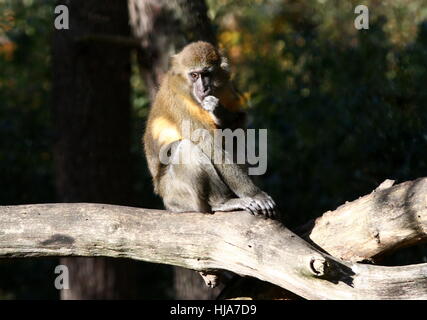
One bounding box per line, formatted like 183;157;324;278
171;41;230;105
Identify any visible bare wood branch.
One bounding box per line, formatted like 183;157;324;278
1;201;426;299
300;177;427;262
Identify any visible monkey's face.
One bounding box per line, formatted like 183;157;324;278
172;41;230;105
188;67;216;104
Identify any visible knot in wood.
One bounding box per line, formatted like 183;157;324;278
309;256;328;277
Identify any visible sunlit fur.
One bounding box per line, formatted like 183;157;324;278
144;41;244;193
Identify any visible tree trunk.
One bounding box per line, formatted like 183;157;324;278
128;0;216;99
52;0;136;299
128;0;218;299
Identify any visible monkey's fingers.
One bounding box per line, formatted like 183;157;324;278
265;196;276;207
265;200;276;218
264;200;275;217
244;199;261;215
199;272;220;288
257;198;276;218
255;200;269;217
261;197;277;217
244;204;257;215
236;198;256;215
249;201;265;216
202;95;219;112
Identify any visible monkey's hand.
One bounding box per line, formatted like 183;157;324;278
213;192;277;218
198;271;219;288
201;95;219;112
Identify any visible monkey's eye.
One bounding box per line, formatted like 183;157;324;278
190;72;199;80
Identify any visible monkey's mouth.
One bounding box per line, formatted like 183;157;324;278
199;92;211;101
193;89;212;105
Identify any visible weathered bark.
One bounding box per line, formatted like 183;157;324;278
299;178;427;262
222;178;427;299
128;0;218;299
1;178;427;299
52;0;136;299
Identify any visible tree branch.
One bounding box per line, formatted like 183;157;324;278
299;177;427;262
1;178;427;300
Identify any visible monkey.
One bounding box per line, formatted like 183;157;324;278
143;42;277;291
143;41;277;218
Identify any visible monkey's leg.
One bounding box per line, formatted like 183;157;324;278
161;139;276;217
159;139;233;213
195;133;277;217
159;140;237;289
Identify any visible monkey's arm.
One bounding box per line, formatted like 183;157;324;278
202;94;246;130
198;96;276;217
198;98;263;197
214;157;276;217
195;133;276;217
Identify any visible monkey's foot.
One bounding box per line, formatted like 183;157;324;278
213;196;277;218
199;271;220;288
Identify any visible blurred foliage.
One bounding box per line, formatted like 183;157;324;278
0;0;58;300
0;0;53;205
208;0;427;230
1;0;427;298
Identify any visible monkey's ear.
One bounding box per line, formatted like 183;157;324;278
220;55;230;72
170;54;179;70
